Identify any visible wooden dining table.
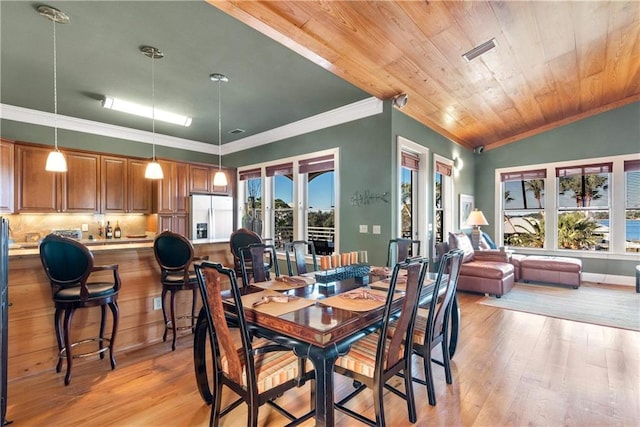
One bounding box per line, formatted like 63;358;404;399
193;272;460;427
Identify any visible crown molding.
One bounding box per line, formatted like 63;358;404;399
0;96;382;155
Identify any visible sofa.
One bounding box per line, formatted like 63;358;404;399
437;232;515;298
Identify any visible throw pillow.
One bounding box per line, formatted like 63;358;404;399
448;232;474;263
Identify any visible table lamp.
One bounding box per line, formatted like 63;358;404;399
466;209;489;249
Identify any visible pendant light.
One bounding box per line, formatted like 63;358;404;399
142;46;164;180
39;5;69;172
210;73;228;187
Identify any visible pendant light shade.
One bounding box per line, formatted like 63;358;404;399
145;159;164;180
142;46;164;180
39;5;69;173
45;150;68;172
210;73;228;187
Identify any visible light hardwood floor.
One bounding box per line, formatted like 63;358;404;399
6;291;639;426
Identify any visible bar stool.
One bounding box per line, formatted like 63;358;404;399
153;231;208;351
39;234;121;385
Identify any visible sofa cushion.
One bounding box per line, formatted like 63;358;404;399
448;232;475;263
461;261;514;280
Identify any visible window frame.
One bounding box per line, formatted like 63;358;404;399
237;148;339;253
495;154;637;259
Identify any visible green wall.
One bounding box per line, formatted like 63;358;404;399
476;101;640;278
225;103;395;265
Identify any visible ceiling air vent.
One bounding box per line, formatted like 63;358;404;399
229;128;245;135
462;38;497;62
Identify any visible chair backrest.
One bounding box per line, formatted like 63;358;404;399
387;238;421;267
229;228;262;271
153;231;195;279
239;243;279;285
284;240;318;276
425;249;464;347
377;257;429;375
39;234;94;298
194;262;258;393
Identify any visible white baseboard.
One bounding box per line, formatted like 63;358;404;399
582;272;635;287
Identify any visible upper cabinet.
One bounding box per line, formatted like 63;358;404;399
15;144;100;213
0;140;14;213
189;163;234;196
155;159;189;214
101;156;151;214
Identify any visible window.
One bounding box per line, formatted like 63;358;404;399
239;168;262;235
238;150;337;253
556;163;611;251
501;169;546;248
266;163;293;249
401;151;420;239
301;155;335;249
434;160;452;244
625;160;640;253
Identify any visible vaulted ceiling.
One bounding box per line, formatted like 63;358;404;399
211;0;640;151
2;1;639;154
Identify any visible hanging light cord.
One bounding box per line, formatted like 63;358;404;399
52;19;59;151
218;79;222;171
151;53;156;160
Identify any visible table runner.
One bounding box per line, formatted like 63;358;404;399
235;290;316;316
252;275;316;291
318;288;401;312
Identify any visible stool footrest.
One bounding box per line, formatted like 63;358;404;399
60;337;111;359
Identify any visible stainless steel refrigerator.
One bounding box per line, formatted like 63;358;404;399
189;194;234;240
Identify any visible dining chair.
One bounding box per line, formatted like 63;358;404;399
39;233;121;385
153;231;208;351
284;240;318;276
229;228;265;284
386;238;421;267
333;256;429;426
409;248;464;406
194;261;315;426
239;243;279;285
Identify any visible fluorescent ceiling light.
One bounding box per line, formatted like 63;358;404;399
102;96;192;127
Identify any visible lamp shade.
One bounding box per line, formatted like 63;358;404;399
45;150;67;172
213;170;227;186
144;160;164;179
465;209;488;227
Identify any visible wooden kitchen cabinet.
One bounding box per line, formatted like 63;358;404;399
155;160;189;214
15;144;100;213
189;163;234;196
101;156;151;214
158;213;188;237
189;164;210;193
155;160;190;237
0;140;14;213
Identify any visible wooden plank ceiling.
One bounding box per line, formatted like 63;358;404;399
208;1;640;152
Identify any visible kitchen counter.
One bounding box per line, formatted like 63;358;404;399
8;236;230;257
7;238;234;381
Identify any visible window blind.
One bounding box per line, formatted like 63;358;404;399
299;155;334;174
401;151;420;171
556;162;613;177
266;162;293;177
435;161;452;176
238;168;261;181
501;169;546;181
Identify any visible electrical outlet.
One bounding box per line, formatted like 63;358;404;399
153;297;162;311
359;224;368;233
81;224;89;232
373;225;381;234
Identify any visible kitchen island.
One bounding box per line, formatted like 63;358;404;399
7;238;233;381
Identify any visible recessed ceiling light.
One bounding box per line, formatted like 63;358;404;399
101;96;192;127
462;38;498;62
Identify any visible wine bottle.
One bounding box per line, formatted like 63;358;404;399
114;221;121;239
105;221;113;239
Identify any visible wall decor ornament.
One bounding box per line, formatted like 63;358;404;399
350;190;389;206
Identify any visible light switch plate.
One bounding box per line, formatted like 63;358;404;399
373;225;381;234
359;225;368;233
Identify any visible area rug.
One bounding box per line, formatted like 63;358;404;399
478;282;640;332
